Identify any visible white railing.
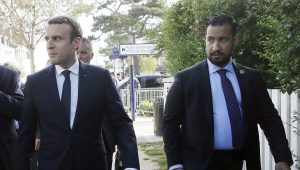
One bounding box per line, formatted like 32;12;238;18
256;89;300;170
119;88;164;116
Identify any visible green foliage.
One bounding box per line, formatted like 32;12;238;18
138;100;154;116
159;0;300;91
144;149;162;156
105;62;113;69
258;0;300;93
159;0;205;74
92;0;166;75
139;141;167;170
92;0;165;53
158;0;294;88
124;66;130;77
140;56;158;74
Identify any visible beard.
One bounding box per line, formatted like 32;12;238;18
208;52;231;68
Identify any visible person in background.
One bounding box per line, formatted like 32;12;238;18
16;16;139;170
117;73;123;81
3;62;40;170
110;72;119;87
77;37;118;170
163;14;292;170
0;64;23;170
77;37;94;64
3;62;25;92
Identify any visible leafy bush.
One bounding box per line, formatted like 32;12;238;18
138;101;154;116
157;0;300;91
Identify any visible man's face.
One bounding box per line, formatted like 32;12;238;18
77;42;94;64
45;23;80;69
205;23;237;67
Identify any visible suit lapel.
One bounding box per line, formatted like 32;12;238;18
232;62;251;137
196;60;214;128
72;61;89;129
46;65;62;106
232;62;248;111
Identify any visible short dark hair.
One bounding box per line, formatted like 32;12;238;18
3;62;21;75
206;14;237;36
81;37;93;52
48;16;83;41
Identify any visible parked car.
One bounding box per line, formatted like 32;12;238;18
136;75;169;88
117;77;140;90
117;74;170;91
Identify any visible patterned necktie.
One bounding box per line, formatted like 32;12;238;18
217;69;245;150
61;70;71;124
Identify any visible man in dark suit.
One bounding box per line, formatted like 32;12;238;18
0;65;23;170
3;62;26;93
163;14;293;170
16;16;139;170
77;37;117;170
77;37;94;64
3;62;40;170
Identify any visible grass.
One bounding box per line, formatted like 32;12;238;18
138;141;167;170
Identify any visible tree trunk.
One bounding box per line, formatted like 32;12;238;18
28;48;35;73
132;35;140;75
133;56;140;76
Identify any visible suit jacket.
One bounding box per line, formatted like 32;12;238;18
102;115;116;154
163;60;293;170
16;61;139;170
0;65;24;170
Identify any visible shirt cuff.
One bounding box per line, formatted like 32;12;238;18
124;168;138;170
169;164;184;170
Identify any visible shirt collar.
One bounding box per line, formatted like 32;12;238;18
207;58;235;75
55;59;79;76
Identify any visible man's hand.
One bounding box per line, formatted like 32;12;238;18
275;162;290;170
34;139;40;151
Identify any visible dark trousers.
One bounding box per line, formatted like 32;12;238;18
207;150;244;170
106;152;113;170
114;151;124;170
0;152;14;170
102;131;115;170
70;152;108;170
0;160;7;170
30;151;38;170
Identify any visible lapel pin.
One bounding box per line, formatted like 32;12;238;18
239;70;245;74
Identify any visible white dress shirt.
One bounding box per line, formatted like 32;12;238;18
208;58;243;150
55;60;79;128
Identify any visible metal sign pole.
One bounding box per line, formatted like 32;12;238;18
119;43;157;121
129;56;135;121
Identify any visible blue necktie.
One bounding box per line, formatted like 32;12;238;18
61;70;71;124
217;69;245;150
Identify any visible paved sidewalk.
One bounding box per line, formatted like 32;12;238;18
134;116;163;170
112;116;163;170
134;116;163;143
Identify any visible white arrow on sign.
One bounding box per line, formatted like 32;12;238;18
119;43;157;55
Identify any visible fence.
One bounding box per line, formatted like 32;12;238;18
119;88;164;116
120;88;300;169
256;89;300;170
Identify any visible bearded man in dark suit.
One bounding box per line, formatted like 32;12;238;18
163;14;293;170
